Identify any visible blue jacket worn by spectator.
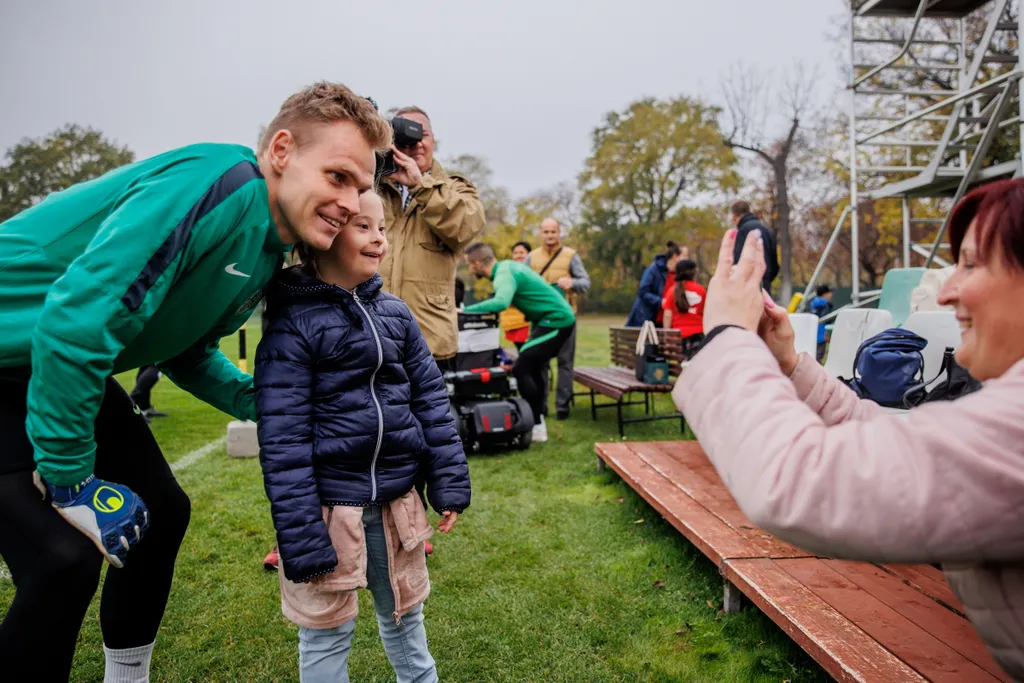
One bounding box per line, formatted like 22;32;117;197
732;214;780;293
809;295;834;344
626;254;672;327
255;266;471;582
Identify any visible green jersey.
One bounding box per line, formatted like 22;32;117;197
464;260;575;329
0;143;288;485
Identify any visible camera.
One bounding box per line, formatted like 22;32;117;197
375;116;423;180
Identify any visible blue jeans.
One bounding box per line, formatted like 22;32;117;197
297;506;437;683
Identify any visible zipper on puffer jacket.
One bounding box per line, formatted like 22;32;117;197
350;291;385;503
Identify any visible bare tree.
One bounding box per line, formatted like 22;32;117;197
721;62;818;303
443;153;511;225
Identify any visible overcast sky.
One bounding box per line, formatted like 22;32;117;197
1;0;847;198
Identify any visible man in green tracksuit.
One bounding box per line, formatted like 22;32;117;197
463;242;576;443
0;82;391;681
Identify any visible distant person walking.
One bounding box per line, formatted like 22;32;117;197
728;200;779;294
626;242;683;327
809;284;835;362
130;366;168;422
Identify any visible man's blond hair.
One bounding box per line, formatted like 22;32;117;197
260;82;392;153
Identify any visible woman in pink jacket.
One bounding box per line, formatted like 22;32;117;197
674;179;1024;681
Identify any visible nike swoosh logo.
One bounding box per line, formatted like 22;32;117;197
225;263;250;278
114;661;143;667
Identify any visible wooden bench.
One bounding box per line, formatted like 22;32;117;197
595;440;1010;682
573;327;685;437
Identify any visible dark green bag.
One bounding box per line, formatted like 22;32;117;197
634;321;671;385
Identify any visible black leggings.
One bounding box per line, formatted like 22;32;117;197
0;374;191;681
513;324;575;423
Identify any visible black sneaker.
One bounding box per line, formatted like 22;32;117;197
556;410;570;421
143;408;169;419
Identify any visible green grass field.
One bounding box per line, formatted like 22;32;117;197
0;315;828;682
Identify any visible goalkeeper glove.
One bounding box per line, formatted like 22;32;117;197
35;472;150;568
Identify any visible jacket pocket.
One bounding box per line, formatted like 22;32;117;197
408;419;428;453
426;294;453;311
418;240;450;254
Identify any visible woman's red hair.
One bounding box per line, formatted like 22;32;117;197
948;178;1024;270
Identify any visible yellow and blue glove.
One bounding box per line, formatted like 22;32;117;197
34;472;150;568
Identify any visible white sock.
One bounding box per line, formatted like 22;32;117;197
103;641;154;683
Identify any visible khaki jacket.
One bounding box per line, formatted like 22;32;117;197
379;160;485;360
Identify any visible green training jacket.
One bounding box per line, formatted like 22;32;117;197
0;143;288;486
463;260;575;329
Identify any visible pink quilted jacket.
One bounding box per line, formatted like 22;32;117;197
674;328;1024;680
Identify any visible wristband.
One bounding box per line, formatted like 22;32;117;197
698;325;744;352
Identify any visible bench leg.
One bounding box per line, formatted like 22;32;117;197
596;455;606;472
617;399;625;439
644;392;650;415
590;389;597;421
723;580;743;613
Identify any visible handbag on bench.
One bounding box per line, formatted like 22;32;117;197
634;321;671;385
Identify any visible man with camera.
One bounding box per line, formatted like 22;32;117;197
378;107;486;371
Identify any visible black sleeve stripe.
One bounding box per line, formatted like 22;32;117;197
121;160;264;312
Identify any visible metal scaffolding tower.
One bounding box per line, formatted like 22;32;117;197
802;0;1021;308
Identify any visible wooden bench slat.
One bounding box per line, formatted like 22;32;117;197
597;365;674;390
610;345;685;361
780;558;1002;682
573;372;626;399
881;564;966;614
630;442;808;559
573;369;628;395
609;327;685;377
825;560;1009;681
598;441;1008;682
595;443;758;564
574;367;675;394
725;557;926;683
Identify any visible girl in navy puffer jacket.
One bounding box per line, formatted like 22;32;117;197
255;191;469;683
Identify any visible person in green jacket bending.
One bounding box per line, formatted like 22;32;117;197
463;242;576;443
0;82;391;681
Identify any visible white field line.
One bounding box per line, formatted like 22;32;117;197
0;437;227;582
171;437;227;473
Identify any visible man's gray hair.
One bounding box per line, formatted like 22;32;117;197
395;105;430;121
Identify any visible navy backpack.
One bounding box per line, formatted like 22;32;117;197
842;329;928;407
